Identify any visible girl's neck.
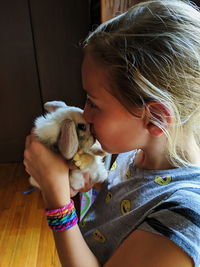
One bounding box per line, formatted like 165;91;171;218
135;134;172;170
135;134;200;170
183;134;200;166
135;149;174;170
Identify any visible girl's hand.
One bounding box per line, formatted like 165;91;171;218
24;132;71;208
23;132;97;205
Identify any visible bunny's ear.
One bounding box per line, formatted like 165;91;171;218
58;119;79;159
44;101;67;113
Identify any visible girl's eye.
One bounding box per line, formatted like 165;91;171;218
86;97;98;109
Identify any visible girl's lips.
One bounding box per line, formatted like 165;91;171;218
88;125;96;144
92;133;96;143
90;125;96;138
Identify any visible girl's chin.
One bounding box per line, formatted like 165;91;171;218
95;137;124;154
100;142;134;154
100;143;116;154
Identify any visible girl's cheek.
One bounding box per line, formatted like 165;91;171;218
94;117;106;135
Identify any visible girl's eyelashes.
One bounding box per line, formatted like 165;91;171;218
86;97;98;109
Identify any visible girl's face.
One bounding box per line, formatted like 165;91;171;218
82;53;148;154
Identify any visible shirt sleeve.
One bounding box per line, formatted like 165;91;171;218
137;188;200;267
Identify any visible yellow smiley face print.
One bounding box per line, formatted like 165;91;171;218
80;216;87;228
93;230;106;243
154;175;172;186
125;169;132;179
105;192;112;203
110;161;117;171
121;200;131;215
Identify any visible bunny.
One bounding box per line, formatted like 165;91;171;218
29;101;108;191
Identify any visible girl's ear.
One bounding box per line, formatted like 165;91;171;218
144;102;172;136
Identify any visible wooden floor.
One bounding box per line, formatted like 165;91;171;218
0;163;61;267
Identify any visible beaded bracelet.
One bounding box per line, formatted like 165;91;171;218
45;199;78;232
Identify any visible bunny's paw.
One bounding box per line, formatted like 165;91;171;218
73;151;94;170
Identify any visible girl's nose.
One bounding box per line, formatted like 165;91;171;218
83;105;93;123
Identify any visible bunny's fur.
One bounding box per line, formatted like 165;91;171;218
30;101;108;190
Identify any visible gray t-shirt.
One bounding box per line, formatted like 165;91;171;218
80;150;200;266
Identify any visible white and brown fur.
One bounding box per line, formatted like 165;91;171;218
30;101;107;190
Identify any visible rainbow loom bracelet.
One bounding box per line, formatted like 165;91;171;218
45;199;78;232
45;199;74;215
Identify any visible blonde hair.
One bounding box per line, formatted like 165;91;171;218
83;0;200;167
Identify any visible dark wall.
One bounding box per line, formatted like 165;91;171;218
0;0;92;162
29;0;91;106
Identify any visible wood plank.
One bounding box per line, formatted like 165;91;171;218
0;163;61;266
37;215;61;267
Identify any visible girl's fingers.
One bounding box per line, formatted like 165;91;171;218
79;172;93;192
83;172;90;180
31;127;36;134
25;128;39;148
70;187;79;197
80;185;92;193
25;135;31;148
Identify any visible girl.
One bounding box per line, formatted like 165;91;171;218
24;0;200;266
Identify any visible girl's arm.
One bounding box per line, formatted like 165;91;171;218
53;226;100;267
105;230;193;267
24;134;100;267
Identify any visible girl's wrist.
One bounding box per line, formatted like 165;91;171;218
43;195;71;210
45;199;78;232
41;185;71;209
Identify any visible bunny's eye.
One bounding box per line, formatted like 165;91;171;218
77;123;86;131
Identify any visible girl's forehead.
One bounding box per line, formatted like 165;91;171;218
82;54;111;96
82;53;102;75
